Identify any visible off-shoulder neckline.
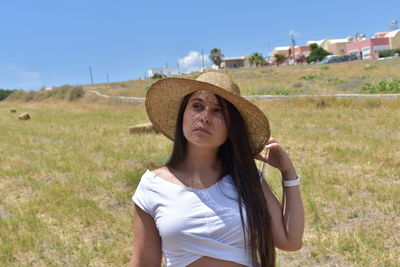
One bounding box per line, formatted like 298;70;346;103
145;169;229;191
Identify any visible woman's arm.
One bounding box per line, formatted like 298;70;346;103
131;204;162;267
261;177;304;251
256;138;304;251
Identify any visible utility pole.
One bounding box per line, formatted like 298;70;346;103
89;66;94;85
106;73;110;83
201;49;205;72
177;62;180;74
291;34;296;65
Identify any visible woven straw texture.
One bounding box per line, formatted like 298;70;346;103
145;72;270;156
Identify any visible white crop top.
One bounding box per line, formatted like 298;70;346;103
132;170;263;267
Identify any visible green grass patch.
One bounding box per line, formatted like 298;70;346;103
361;80;400;94
300;75;318;81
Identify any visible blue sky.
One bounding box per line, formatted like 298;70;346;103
0;0;399;90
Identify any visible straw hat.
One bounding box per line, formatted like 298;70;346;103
145;72;270;156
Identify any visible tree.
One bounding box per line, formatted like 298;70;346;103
0;89;16;101
274;53;287;65
151;73;166;79
306;43;331;63
209;48;224;68
249;52;266;67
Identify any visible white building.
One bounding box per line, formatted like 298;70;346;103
147;67;177;78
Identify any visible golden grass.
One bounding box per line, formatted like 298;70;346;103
1;96;399;266
81;57;400;99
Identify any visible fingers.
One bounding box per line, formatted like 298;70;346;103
266;137;278;145
264;137;284;153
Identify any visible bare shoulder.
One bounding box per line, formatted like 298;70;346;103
152;166;168;176
152;166;174;178
151;166;179;183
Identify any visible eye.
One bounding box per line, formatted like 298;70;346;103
213;108;223;113
192;103;202;110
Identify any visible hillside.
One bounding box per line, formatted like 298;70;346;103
82;57;400;99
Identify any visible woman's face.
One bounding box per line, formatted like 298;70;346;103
182;90;228;149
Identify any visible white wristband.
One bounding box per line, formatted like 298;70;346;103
282;176;301;187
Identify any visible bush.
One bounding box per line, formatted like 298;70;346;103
6;90;28;101
307;43;331;63
3;85;85;101
253;87;289;95
300;75;317;81
0;89;16;100
151;73;166;79
65;86;85;100
24;91;36;101
378;48;400;58
361;80;400;94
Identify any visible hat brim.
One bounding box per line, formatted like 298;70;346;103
145;77;270;156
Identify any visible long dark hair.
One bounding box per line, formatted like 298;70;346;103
167;93;275;267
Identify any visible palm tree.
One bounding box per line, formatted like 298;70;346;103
209;48;224;68
274;53;287;65
249;52;266;67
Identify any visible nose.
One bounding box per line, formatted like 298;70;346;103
200;110;211;123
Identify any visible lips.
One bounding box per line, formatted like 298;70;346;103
194;127;211;134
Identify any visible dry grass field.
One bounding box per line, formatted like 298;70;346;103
2;58;400;266
1;95;399;266
82;57;400;98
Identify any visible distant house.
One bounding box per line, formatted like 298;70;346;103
386;30;400;49
147;67;177;78
307;38;335;50
373;30;400;49
221;56;250;69
346;36;390;60
270;45;310;64
270;46;291;58
325;37;353;56
293;45;312;58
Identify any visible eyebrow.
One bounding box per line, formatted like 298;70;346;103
190;97;221;107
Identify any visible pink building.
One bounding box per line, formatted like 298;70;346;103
294;45;311;57
346;37;390;60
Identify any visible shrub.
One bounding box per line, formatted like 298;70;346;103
274;53;287;65
274;88;290;95
65;86;85;100
253;87;289;95
24;91;36;101
2;85;85;101
307;44;331;63
6;90;28;101
51;85;72;99
0;89;16;100
327;78;345;85
361;80;400;94
300;75;317;81
378;48;400;58
151;73;166;79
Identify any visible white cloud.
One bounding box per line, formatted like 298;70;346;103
178;51;211;74
0;63;41;90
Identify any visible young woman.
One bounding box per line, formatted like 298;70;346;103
131;72;304;267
